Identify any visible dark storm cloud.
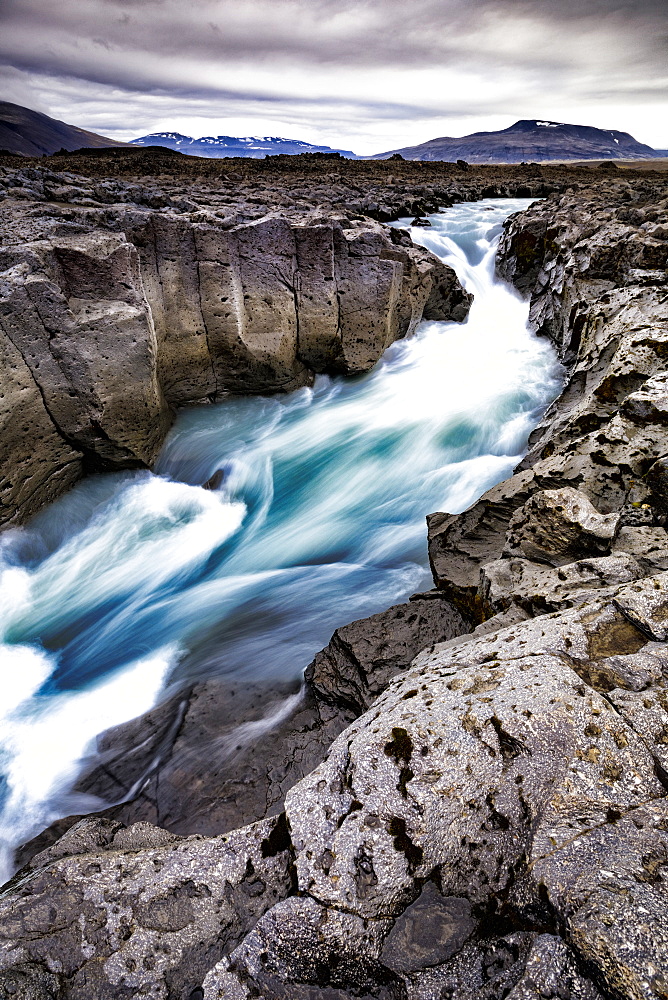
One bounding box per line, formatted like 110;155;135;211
1;0;666;151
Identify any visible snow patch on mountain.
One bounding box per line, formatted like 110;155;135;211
130;132;357;158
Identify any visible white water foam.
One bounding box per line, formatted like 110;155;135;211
0;480;246;880
0;645;176;883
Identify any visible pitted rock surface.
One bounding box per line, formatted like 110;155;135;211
0;814;293;1000
429;181;668;621
503;487;619;566
18;594;469;862
198;588;668;999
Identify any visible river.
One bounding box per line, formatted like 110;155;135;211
0;198;562;880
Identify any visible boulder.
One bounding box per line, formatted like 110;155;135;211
16;594;469;863
195;585;668;999
503;488;618;566
305;594;470;714
480;551;643;616
0;814;294;1000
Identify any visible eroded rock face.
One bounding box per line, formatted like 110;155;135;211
0;234;170;464
305;594;469;715
203;584;668;999
4;582;667;999
16;593;470;864
126;213;466;401
0;207;470;526
429;183;668;623
0;814;294;1000
503;487;619;566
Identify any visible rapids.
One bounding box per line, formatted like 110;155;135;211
0;199;562;880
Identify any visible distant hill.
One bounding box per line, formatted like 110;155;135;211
372;120;662;163
0;102;130;157
130;132;358;159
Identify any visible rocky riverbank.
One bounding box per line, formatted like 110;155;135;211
0;163;667;999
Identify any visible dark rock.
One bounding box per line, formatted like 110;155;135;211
203;896;401;999
404;933;538;1000
506;935;604;999
306;595;470;714
379;884;474;972
647;456;668;511
0;964;61;1000
18;595;469;862
201;469;225;490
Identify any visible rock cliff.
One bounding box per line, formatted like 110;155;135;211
429;183;668;621
0;168;471;525
1;168;667;999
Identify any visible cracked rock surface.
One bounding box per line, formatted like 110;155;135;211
3;583;668;999
0;813;294;1000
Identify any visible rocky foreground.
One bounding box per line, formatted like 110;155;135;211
0;155;667;999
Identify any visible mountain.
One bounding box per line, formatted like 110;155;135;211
0;102;130;157
372;119;662;163
130;132;357;159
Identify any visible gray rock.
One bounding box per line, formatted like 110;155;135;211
0;270;82;525
613;526;668;575
503;488;618;567
505;935;604;999
285;596;663;924
480;551;643;616
306;596;470;714
607;681;668;770
614;573;668;641
529;799;668;1000
0;207;471;525
0;964;61;1000
404;933;537;1000
1;234;171;466
0;814;294;1000
203;896;399;1000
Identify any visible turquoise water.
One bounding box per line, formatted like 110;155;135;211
0;199;562;878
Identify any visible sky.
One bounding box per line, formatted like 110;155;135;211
1;0;666;155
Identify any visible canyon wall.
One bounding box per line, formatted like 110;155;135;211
0;202;470;526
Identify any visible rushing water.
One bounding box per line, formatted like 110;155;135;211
0;199;562;879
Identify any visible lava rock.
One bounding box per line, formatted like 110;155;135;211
503;488;618;567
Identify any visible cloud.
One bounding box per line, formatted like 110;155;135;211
1;0;666;153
